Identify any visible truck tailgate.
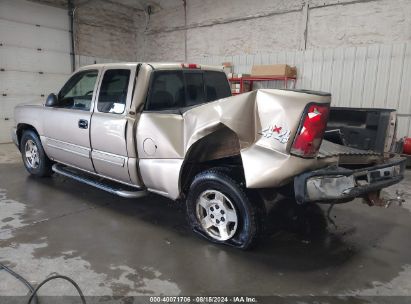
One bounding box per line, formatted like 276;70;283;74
318;140;382;164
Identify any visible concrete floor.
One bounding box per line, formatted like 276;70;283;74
1;143;411;300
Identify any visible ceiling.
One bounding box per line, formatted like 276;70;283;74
29;0;172;10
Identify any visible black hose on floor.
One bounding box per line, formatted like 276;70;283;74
27;275;87;304
0;262;87;304
0;263;38;304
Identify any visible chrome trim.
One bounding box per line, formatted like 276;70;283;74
52;164;147;198
92;150;126;167
46;138;90;158
47;143;90;158
92;156;125;167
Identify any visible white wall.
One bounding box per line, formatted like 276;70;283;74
138;0;411;137
139;0;411;61
307;0;411;49
73;0;145;62
7;0;410;141
199;42;411;138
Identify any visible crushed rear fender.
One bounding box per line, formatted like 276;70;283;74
182;89;333;190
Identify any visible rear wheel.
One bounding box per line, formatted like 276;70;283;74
186;168;262;249
20;130;53;177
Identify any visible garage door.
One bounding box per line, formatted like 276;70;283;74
0;0;72;143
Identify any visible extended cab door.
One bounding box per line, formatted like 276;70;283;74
136;68;231;198
43;69;100;172
89;66;136;184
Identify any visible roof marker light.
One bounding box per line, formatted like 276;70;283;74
181;63;200;69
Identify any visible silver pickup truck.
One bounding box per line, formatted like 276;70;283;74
12;63;405;249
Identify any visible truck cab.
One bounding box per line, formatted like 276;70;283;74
13;63;231;190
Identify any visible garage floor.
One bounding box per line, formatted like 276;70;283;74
1;143;411;299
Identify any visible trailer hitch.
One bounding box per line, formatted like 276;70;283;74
384;190;405;208
364;190;405;208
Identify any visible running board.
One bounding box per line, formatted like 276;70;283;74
52;164;148;198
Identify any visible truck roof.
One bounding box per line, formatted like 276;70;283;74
78;62;224;72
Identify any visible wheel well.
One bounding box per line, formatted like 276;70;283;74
179;127;245;197
180;156;245;197
16;124;39;148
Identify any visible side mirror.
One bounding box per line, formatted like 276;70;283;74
45;93;58;107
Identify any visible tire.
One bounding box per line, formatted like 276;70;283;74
186;168;263;249
20;130;53;177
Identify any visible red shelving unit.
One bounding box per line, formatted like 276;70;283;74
229;75;297;95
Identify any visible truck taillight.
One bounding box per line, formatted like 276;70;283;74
291;103;330;158
181;63;200;69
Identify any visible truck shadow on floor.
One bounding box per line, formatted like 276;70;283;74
27;173;365;267
1;164;409;295
251;198;360;271
12;172;386;273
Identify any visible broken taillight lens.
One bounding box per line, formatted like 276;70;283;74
291;103;330;158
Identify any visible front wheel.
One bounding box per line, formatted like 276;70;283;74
20;130;53;177
186;169;263;249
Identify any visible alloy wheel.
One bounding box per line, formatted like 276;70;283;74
196;190;238;241
24;139;40;169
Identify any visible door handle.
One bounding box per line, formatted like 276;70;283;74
78;119;88;129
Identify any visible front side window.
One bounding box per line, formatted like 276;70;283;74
58;70;98;111
97;69;131;114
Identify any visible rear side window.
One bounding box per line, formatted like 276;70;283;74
147;71;184;111
146;70;231;111
97;69;130;114
204;71;231;102
185;72;205;107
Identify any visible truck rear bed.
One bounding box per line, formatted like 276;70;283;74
318;140;382;165
319;140;380;157
325;107;396;153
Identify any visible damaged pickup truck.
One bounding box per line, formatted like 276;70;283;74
12;63;405;249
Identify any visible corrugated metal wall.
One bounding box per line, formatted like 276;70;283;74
199;42;411;138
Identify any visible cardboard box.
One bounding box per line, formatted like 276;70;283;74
228;73;250;79
251;64;297;77
231;83;251;94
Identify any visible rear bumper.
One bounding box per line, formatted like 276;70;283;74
294;157;406;204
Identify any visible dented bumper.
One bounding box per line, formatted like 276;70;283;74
294;157;406;204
